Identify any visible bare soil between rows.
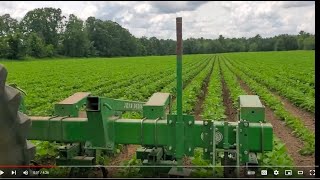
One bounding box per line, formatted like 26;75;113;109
237;77;315;166
220;66;237;122
270;90;315;133
106;145;139;177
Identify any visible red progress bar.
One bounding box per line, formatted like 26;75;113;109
0;165;56;168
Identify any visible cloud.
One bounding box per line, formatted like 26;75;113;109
0;1;315;39
149;1;209;14
279;1;315;8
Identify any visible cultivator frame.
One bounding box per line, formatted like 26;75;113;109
0;17;273;178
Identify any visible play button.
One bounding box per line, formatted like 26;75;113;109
0;170;4;176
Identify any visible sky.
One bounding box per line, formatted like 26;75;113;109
0;1;315;40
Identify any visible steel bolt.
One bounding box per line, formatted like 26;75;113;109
204;121;208;126
189;147;192;152
169;120;172;124
169;146;172;150
244;150;248;155
189;121;192;125
244;122;249;127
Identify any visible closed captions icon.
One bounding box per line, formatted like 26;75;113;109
261;170;267;176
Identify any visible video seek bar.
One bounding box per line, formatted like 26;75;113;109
0;166;317;178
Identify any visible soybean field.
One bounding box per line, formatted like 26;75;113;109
0;50;315;177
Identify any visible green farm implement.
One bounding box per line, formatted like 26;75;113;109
0;17;273;178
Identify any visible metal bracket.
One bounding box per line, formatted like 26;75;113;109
140;117;147;146
155;118;160;148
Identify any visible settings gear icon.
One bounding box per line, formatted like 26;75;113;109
274;170;279;176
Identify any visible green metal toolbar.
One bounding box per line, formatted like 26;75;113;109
27;90;273;176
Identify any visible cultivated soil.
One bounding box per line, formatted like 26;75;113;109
194;61;214;121
220;66;237;122
106;145;139;177
269;91;315;133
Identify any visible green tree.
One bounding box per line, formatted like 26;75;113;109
297;31;311;50
6;32;27;59
249;42;258;52
20;8;65;50
0;14;18;36
85;17;112;56
26;32;47;58
0;36;9;58
274;38;286;51
303;36;315;50
63;14;91;57
0;14;19;58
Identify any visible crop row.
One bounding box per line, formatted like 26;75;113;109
226;56;314;113
121;55;211;101
202;56;225;120
230;56;314;97
104;56;207;101
231;58;314;96
161;56;212;95
223;51;314;87
222;56;314;155
171;56;214;113
228;55;314;90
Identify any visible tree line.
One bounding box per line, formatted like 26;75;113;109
0;8;315;59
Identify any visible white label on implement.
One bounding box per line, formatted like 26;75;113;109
124;102;143;110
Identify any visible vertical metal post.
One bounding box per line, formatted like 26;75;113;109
176;17;184;171
176;17;183;121
212;121;216;177
236;125;240;177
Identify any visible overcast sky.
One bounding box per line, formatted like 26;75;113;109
0;1;315;39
